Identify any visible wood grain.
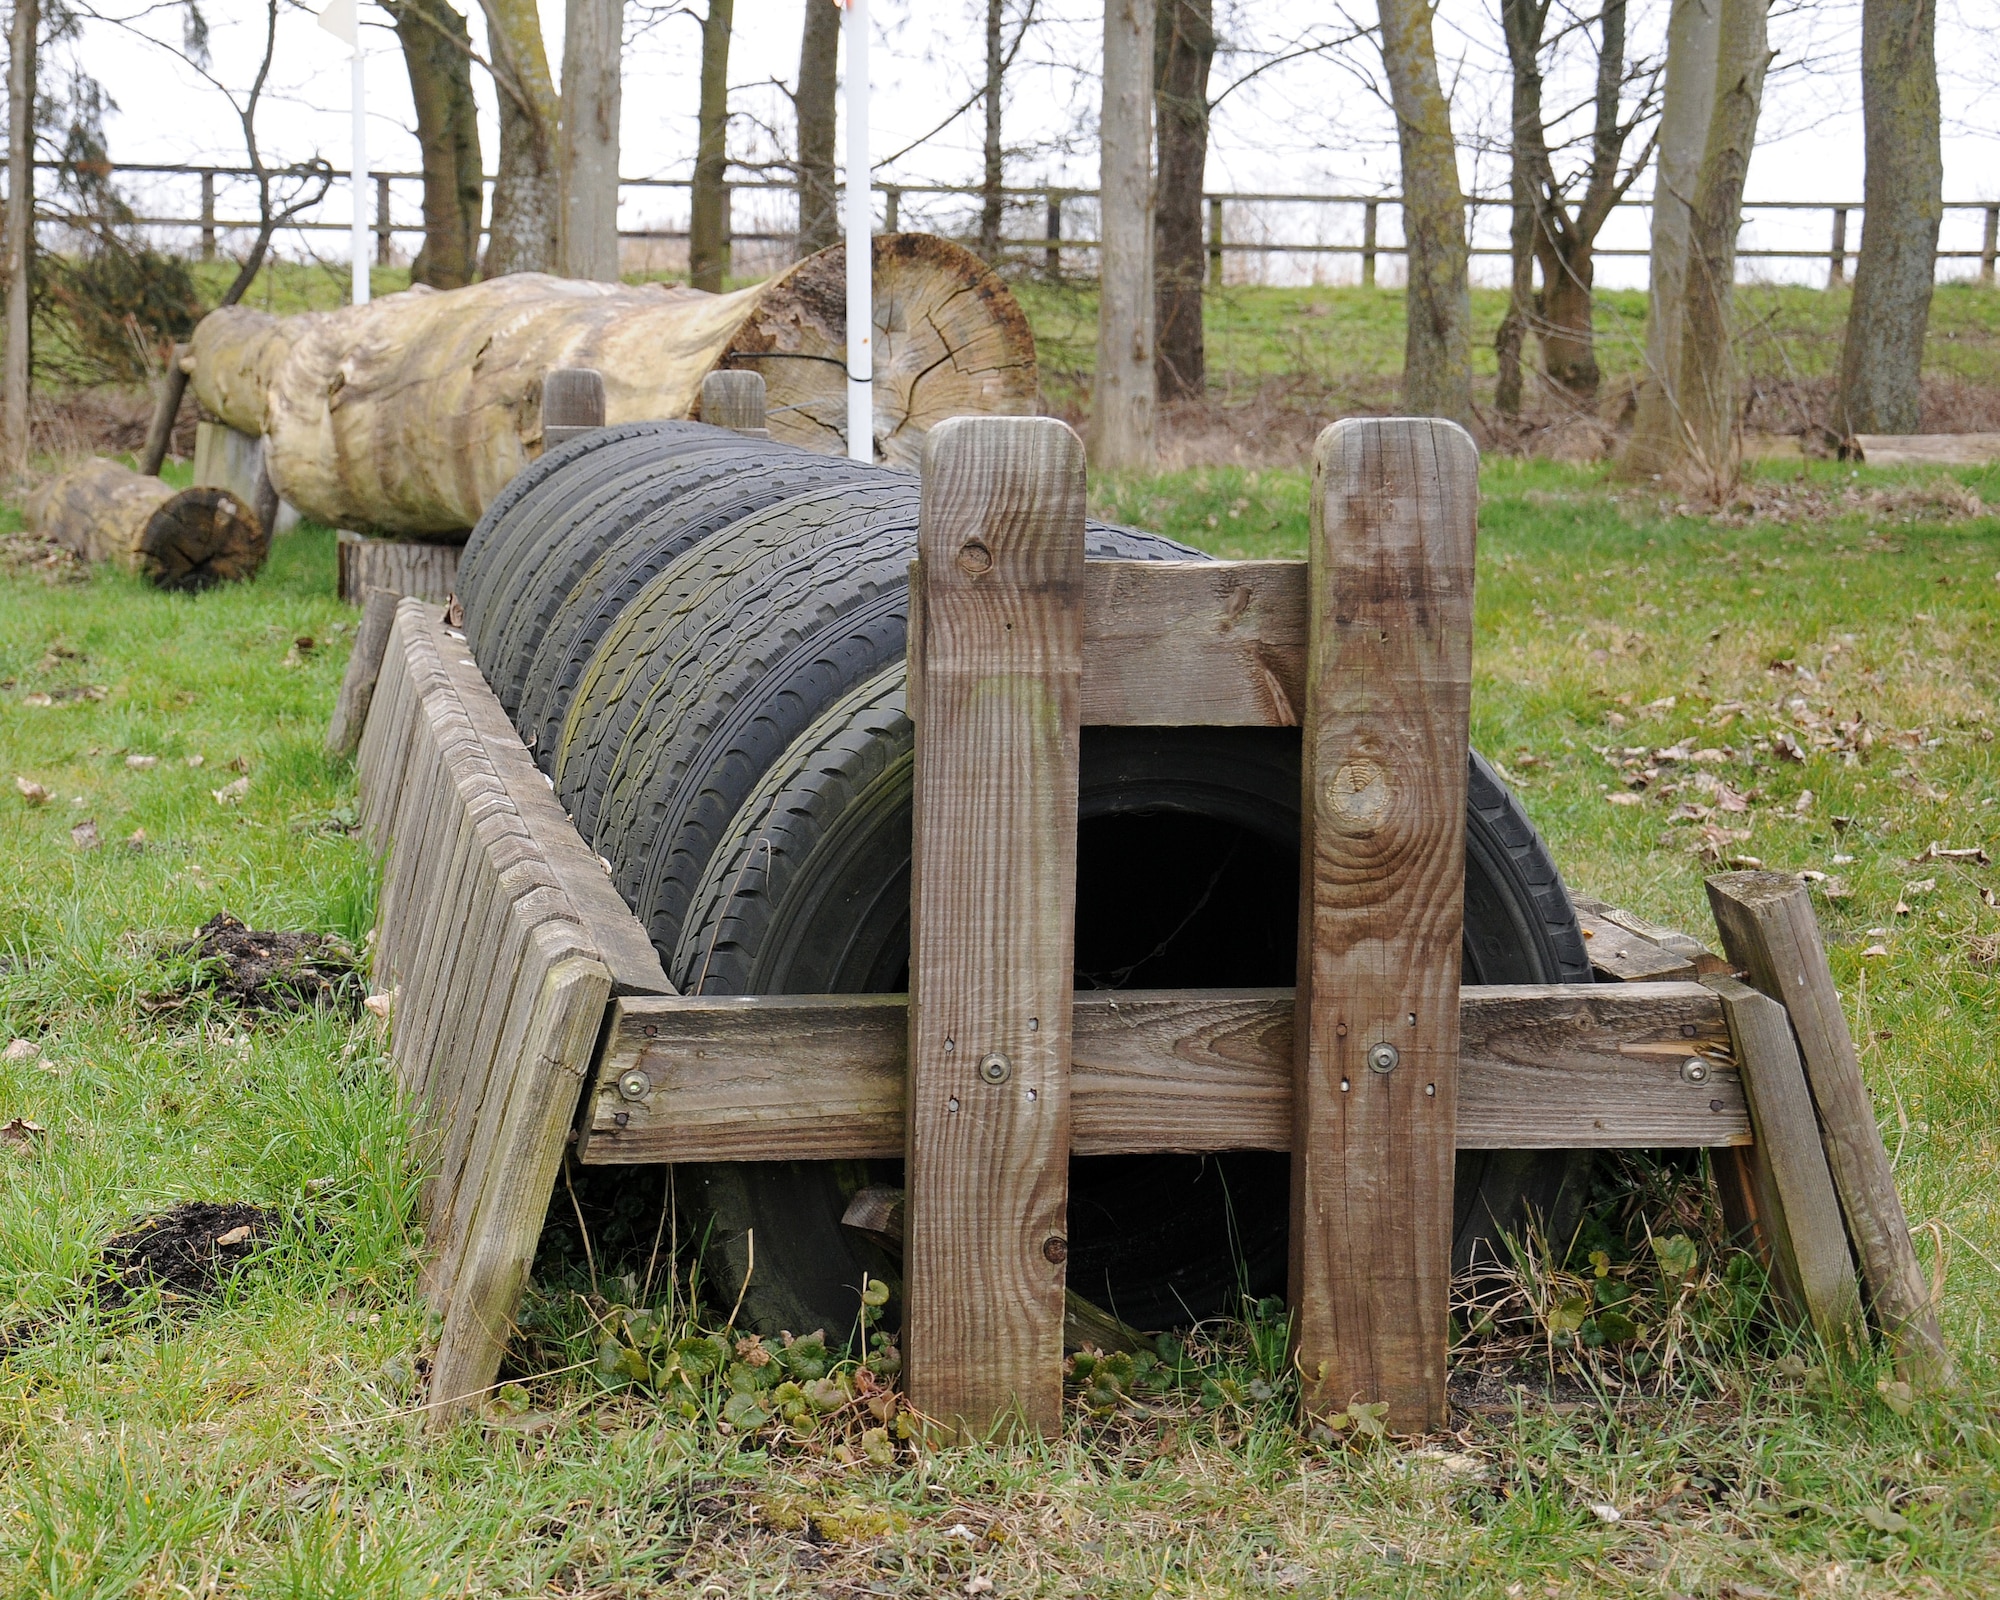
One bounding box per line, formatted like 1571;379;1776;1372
1706;871;1953;1387
699;369;771;435
1290;417;1476;1434
1576;906;1700;982
1705;975;1866;1354
337;530;462;606
578;983;1747;1163
903;415;1085;1439
1573;894;1727;976
326;586;404;757
1080;560;1306;725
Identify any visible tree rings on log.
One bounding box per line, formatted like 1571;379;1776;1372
24;458;268;591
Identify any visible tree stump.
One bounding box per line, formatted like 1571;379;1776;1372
337;530;461;606
25;458;268;591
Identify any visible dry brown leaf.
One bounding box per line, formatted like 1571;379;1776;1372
1;1117;46;1148
14;776;48;804
2;1039;40;1064
212;776;249;805
70;819;100;851
125;754;158;770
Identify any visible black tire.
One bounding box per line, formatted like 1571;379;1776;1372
669;672;1593;1339
457;422;720;662
514;453;896;765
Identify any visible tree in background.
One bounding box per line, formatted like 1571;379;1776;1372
794;0;838;257
1493;0;1660;408
559;0;623;280
4;0;38;468
1635;0;1771;490
478;0;561;274
1153;0;1213;400
1090;0;1156;470
690;0;733;291
1833;0;1940;436
388;0;483;288
974;0;1037;262
1375;0;1471;424
1624;0;1718;472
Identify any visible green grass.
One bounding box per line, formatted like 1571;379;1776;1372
4;465;2000;1595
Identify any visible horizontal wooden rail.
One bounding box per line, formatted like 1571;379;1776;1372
575;981;1746;1164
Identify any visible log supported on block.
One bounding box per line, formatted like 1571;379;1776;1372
193;421;298;537
338;531;462;606
577;982;1747;1164
24;457;267;590
1289;417;1478;1435
1706;871;1953;1387
903;416;1086;1441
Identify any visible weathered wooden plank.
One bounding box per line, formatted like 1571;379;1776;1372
580;983;1745;1161
1573;894;1726;976
1080;560;1306;726
1577;906;1700;983
1290;417;1475;1434
700;369;770;435
1706;871;1953;1387
337;529;461;606
327;586;404;757
1705;974;1866;1354
903;415;1086;1440
428;936;612;1424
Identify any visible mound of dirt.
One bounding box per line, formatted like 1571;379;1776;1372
177;914;364;1015
99;1200;278;1306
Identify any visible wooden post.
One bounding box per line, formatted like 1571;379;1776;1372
1208;195;1224;288
541;367;606;450
200;171;216;261
903;415;1086;1439
1829;207;1849;289
1706;974;1866;1354
1289;417;1476;1434
1982;205;1997;288
375;174;393;266
700;369;769;436
1706;872;1953;1388
1361;200;1379;288
883;185;900;234
1045;191;1063;281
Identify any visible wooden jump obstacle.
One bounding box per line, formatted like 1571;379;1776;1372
340;414;1949;1436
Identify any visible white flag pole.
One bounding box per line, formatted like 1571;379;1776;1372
350;44;370;305
319;0;370;305
841;0;871;462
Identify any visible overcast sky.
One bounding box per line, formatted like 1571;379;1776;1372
54;0;2000;292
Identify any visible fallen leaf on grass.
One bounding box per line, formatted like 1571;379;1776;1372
1605;792;1645;807
1981;887;1998;910
1772;731;1806;763
14;776;48;804
1860;1505;1910;1535
184;754;204;768
1;1117;46;1148
124;754;157;770
1969;935;2000;971
2;1039;40;1064
21;693;52;707
70;819;100;851
1912;842;1991;866
1875;1378;1915;1417
1861;944;1891;959
212;777;249;805
1589;1503;1622;1524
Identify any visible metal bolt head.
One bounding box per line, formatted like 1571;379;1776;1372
1366;1041;1400;1074
978;1051;1012;1085
1681;1057;1709;1084
617;1067;652;1101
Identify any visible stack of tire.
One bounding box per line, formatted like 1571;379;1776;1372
456;421;1595;1340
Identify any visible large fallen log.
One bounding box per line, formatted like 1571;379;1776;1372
196;234;1034;538
185;306;328;436
24;459;267;590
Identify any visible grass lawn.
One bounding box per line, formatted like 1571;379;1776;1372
3;458;1999;1595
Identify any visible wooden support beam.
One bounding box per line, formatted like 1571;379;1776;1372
1705;975;1866;1354
1289;418;1476;1434
700;369;771;437
1575;904;1700;983
577;982;1747;1163
1573;894;1729;977
1706;872;1953;1388
902;416;1086;1440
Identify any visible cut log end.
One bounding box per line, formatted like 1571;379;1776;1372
138;488;269;592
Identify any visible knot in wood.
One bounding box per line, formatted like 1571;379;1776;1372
1323;757;1391;828
1042;1235;1068;1264
957;539;993;576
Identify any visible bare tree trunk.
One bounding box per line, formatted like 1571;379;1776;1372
394;0;484;289
1153;0;1212;401
1833;0;1940;436
480;0;561;276
1376;0;1472;424
1089;0;1156;471
795;0;839;257
1626;0;1718;476
1669;0;1770;492
1494;0;1545;418
3;0;36;471
690;0;734;292
977;0;1005;260
559;0;623;280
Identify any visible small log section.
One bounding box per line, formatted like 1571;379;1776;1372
24;457;268;591
338;530;462;607
903;416;1086;1440
338;416;1926;1437
354;598;674;1423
